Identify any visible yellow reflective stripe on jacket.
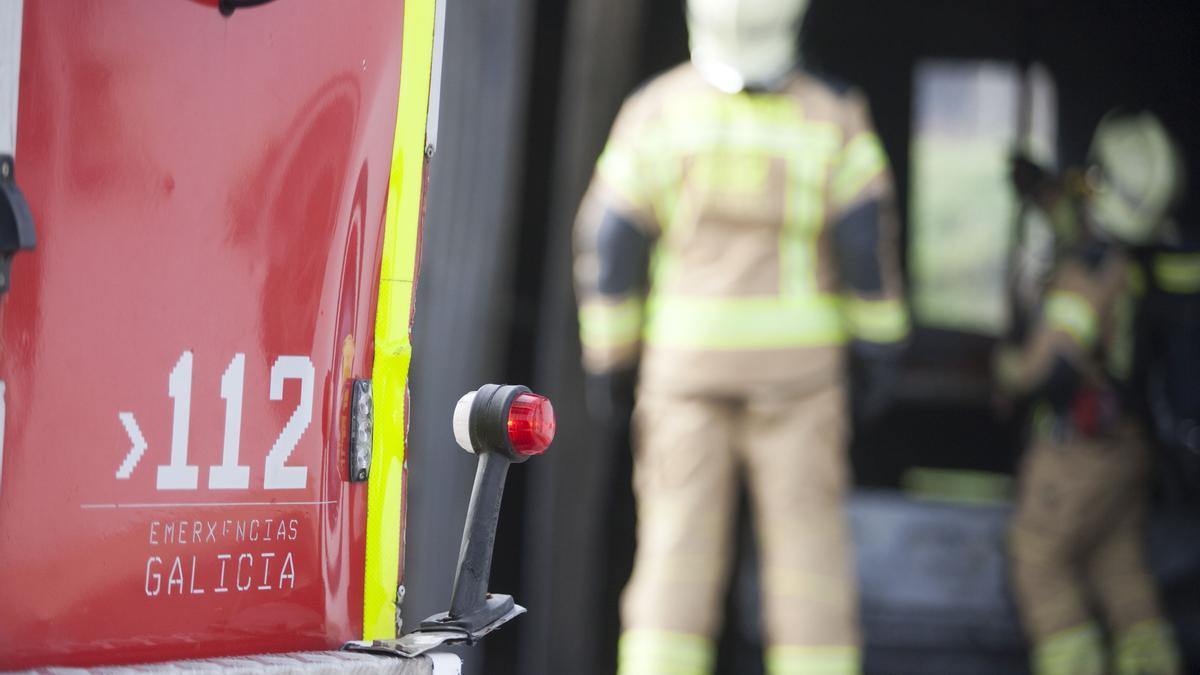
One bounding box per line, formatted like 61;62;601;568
1033;624;1104;675
688;153;771;195
650;120;838;228
1154;252;1200;294
1107;286;1137;381
618;630;714;675
830;132;887;209
646;122;841;158
1126;264;1147;296
1043;290;1099;349
781;153;832;295
765;645;860;675
644;295;846;349
597;141;647;213
1113;620;1182;675
842;296;909;344
599;97;842;229
364;0;436;641
648;93;841;157
579;296;644;350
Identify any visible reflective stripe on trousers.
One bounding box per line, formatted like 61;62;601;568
766;646;861;675
619;630;714;675
1113;620;1183;675
619;632;860;675
1033;624;1105;675
1030;620;1183;675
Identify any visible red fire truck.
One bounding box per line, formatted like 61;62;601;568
0;1;549;671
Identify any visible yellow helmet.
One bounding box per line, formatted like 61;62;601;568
1086;111;1185;245
686;0;810;93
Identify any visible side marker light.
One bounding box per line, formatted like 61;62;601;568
506;393;554;457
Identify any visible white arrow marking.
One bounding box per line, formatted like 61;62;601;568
116;412;148;479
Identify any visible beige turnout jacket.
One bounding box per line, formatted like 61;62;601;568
575;64;907;395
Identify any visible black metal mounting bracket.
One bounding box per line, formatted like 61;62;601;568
0;155;36;297
218;0;280;17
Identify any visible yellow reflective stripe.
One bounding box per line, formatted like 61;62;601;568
364;0;436;641
662;92;808;129
1033;624;1104;675
618;630;714;675
597;141;647;211
651;93;841;157
842;296;909;343
1048;198;1082;243
647;123;841;157
688;153;770;195
781;153;830;295
579;296;644;349
1126;264;1147;296
830;132;887;209
644;295;846;349
765;646;860;675
642;101;840;231
599;92;845;236
1043;290;1099;349
1114;620;1182;675
1154;252;1200;294
1107;287;1136;381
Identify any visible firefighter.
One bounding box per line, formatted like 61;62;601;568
1000;110;1186;675
573;0;908;672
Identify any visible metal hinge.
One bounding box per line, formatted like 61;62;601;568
1;155;36;296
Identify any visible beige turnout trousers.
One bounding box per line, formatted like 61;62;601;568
1011;423;1158;640
619;382;858;674
1010;421;1180;675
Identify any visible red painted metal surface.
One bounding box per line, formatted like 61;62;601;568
0;1;407;668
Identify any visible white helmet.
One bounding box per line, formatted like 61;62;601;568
687;0;811;93
1086;111;1185;245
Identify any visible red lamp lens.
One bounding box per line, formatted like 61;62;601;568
507;393;555;456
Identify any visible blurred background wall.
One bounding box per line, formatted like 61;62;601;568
401;1;1200;674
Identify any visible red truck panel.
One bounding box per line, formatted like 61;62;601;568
0;1;406;667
